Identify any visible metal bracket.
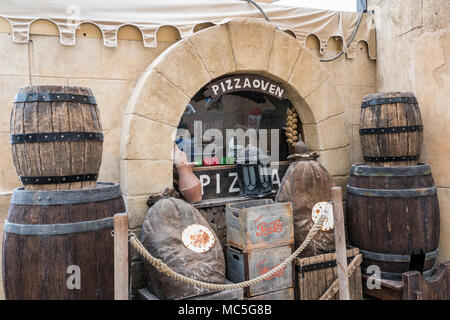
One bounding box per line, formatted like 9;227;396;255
10;131;103;144
363;155;419;162
14;93;97;104
20;173;98;185
4;217;114;236
362;96;418;107
346;185;436;197
296;256;355;278
359;125;423;135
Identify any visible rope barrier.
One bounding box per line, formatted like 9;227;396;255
129;213;327;291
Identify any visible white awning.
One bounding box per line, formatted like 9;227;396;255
0;0;376;59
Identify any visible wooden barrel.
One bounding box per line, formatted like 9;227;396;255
360;92;423;167
10;85;103;190
2;182;125;299
346;164;440;281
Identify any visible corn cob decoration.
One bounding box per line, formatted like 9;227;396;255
285;106;300;148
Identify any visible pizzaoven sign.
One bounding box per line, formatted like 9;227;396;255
204;75;286;99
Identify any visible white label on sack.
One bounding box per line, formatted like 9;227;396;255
182;224;215;253
311;202;334;232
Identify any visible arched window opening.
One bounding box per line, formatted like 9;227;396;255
174;74;304;200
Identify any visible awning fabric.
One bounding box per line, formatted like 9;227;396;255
0;0;376;59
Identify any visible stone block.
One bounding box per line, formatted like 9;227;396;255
267;30;302;82
125;195;150;229
67;78;132;130
153;38;212;97
120;159;173;196
188;24;236;79
304;77;346;123
0;132;21;193
351;125;364;164
101;40;172;80
0;75;30;132
420;112;450;188
323;42;376;87
121;114;176;160
316;113;349;150
98;128;120;183
126;69;190;127
0;33;29;76
30;76;68;86
332;176;350;200
317;147;351;176
288;48;330;99
302;123;320;151
336;85;376;125
227;18;275;71
0;192;11;222
437;187;450;263
30;35;103;79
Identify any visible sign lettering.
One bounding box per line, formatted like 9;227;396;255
256;219;283;238
205;75;286;99
257;263;286;280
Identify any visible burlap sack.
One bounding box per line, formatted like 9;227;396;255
141;197;226;300
275;157;335;257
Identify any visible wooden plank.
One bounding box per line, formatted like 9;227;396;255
66;86;84;189
114;213;129;300
37;85;58;190
319;254;362;300
332;187;350;300
323;253;335;298
22;87;41;191
51;86;71;190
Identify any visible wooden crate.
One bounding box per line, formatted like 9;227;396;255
226;199;294;250
137;280;244;300
295;247;363;300
226;244;293;297
245;287;294;300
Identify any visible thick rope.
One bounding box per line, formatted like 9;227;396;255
129;213;326;291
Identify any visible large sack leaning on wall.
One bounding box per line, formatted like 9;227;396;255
141;197;226;300
275;142;335;258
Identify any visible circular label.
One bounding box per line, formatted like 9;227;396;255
181;224;215;253
311;202;334;232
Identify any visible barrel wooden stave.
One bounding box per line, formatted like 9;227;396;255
346;164;439;279
10;85;103;190
360;92;423;167
2;183;125;300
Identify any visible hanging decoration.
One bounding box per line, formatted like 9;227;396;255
284;106;300;148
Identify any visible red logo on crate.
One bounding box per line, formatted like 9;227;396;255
256;219;283;237
257;263;285;280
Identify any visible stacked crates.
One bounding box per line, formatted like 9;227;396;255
225;199;295;299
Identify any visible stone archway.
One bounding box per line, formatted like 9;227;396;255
120;18;349;228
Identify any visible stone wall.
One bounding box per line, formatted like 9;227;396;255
0;18;376;299
367;0;450;263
